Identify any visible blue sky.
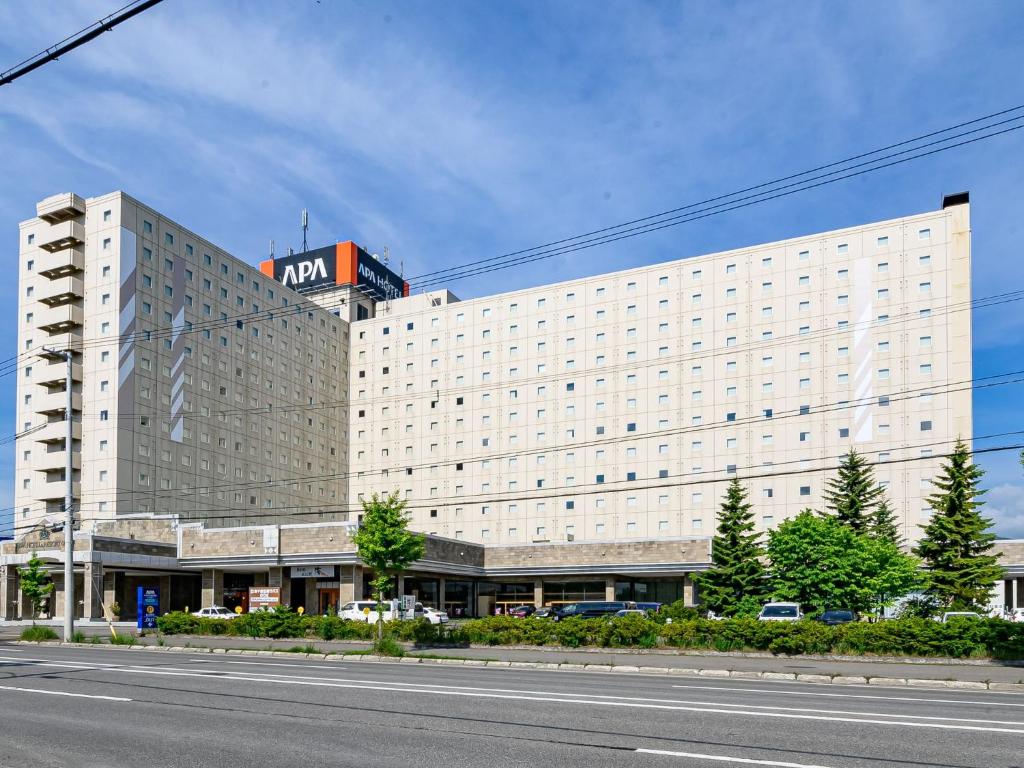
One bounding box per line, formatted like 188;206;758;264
1;0;1023;537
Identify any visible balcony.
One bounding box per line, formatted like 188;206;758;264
35;356;82;387
39;329;83;355
37;245;84;278
33;474;82;503
36;193;85;224
39;275;84;306
35;389;82;416
37;220;85;252
37;302;83;332
34;419;82;444
32;445;81;474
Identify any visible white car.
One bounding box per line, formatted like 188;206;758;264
192;606;237;619
421;606;449;625
339;600;394;623
757;602;803;622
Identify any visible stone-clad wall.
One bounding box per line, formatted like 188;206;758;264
280;526;353;554
424;536;485;567
483;538;711;569
994;541;1024;565
93;518;178;544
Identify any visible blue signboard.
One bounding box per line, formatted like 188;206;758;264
137;586;160;630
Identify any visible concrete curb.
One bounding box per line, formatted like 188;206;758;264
14;640;1024;693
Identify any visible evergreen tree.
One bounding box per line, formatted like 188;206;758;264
695;479;767;617
868;496;904;548
914;439;1003;610
824;449;884;534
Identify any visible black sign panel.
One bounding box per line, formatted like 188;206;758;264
272;245;336;290
356;250;405;300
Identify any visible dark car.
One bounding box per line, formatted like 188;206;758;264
532;606;556;619
553;601;637;620
815;609;856;625
636;602;663;613
508;605;536;618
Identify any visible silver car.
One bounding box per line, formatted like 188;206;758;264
757;603;803;621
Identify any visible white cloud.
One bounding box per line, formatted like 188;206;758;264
986;483;1024;540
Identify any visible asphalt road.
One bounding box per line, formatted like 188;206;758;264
0;643;1022;768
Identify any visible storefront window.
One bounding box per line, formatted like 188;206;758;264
542;581;605;605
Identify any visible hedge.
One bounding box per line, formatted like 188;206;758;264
155;610;1024;660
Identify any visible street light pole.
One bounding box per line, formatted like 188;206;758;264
42;348;75;639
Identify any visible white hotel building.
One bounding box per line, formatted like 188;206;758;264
6;189;1016;621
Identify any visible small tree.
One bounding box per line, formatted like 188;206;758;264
18;552;54;624
868;496;904;548
914;439;1002;610
351;491;425;641
695;479;767;617
824;449;884;535
768;511;920;615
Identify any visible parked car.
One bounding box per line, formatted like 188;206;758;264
339;600;393;622
509;605;536;618
757;602;803;622
192;606;236;619
532;606;556;619
420;606;449;625
940;611;984;623
614;609;649;617
814;609;856;625
635;602;663;613
553;601;637;620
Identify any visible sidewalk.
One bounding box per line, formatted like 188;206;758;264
5;626;1023;688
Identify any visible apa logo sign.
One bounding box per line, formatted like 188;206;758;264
272;245;336;290
281;257;327;287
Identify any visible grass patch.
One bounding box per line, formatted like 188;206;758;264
70;630;87;643
89;635;102;644
409;652;498;662
372;638;406;657
285;644;321;654
109;633;136;646
20;626;58;642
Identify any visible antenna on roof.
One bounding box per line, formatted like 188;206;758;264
269;239;275;260
383;246;390;266
287;247;294;257
301;209;309;253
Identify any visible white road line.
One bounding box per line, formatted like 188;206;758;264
185;668;1023;726
636;748;833;767
100;667;1024;734
670;683;1024;708
0;683;130;702
219;661;346;671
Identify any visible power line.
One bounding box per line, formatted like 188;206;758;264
408;120;1024;291
67;437;1024;527
0;0;166;87
62;369;1020;507
405;103;1024;284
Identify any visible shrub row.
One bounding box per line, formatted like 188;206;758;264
154;610;1024;660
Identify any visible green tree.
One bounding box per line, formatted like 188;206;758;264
868;496;904;548
694;479;767;617
18;552;54;624
767;511;920;615
824;449;884;534
914;439;1003;610
351;491;425;640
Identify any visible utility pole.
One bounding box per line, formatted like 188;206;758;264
42;348;75;639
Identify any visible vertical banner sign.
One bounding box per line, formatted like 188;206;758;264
137;586;160;630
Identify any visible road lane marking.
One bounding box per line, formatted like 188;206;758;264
88;666;1024;734
670;683;1024;708
0;683;130;701
219;661;346;671
637;748;833;767
182;668;1023;726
